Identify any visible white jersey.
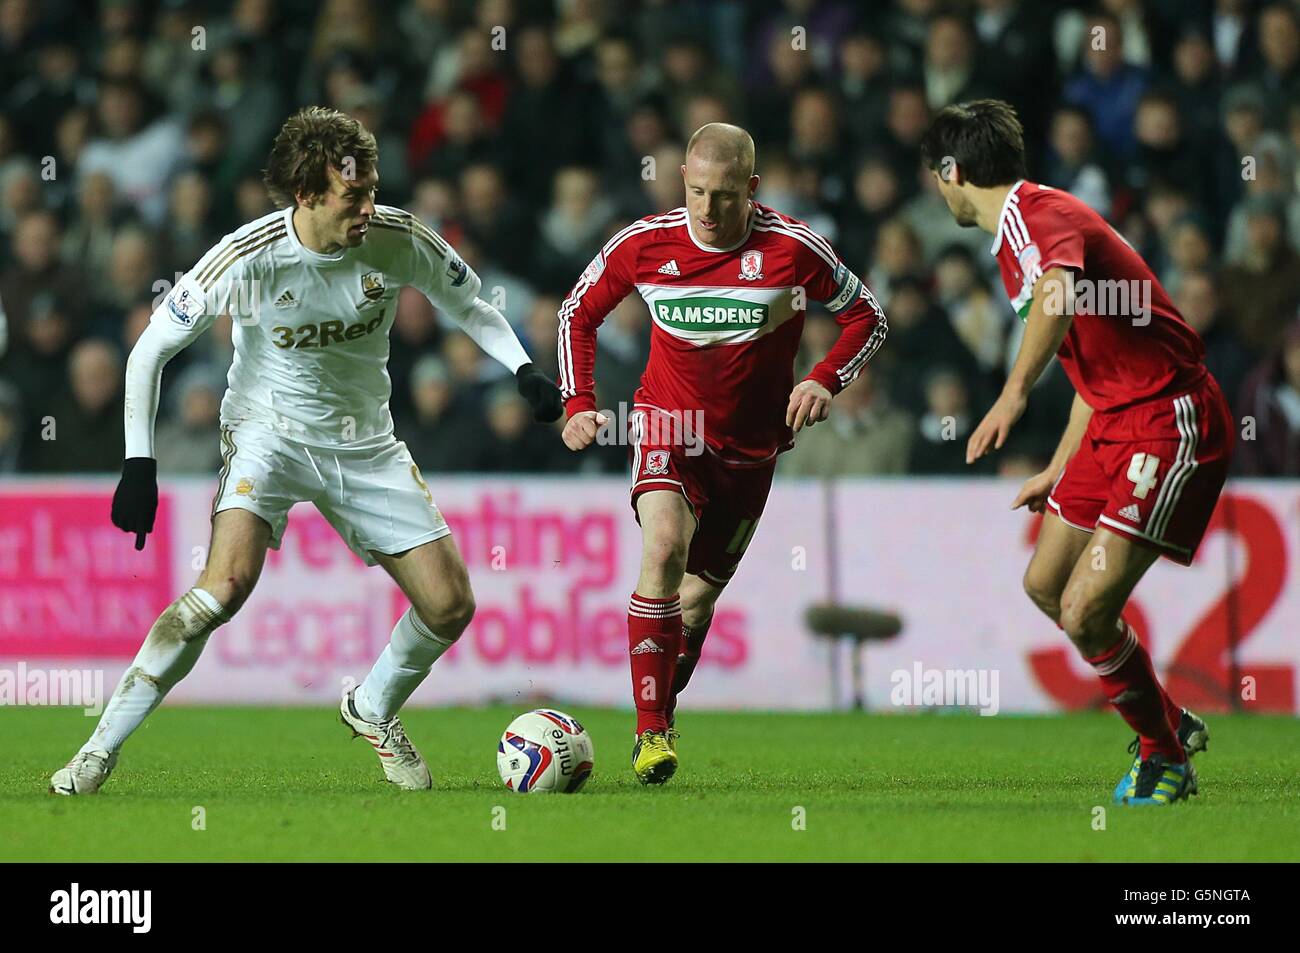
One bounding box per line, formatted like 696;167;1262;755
125;205;529;457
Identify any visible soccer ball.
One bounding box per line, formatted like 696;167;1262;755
496;709;594;793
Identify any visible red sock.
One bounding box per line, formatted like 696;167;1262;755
628;593;681;734
667;614;713;725
1086;621;1184;762
1116;619;1183;735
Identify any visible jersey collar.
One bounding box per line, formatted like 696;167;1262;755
285;205;348;264
988;179;1027;256
685;200;756;253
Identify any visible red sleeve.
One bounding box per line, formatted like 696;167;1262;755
1022;194;1085;276
802;253;888;395
557;226;639;416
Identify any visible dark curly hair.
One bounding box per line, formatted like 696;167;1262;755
920;99;1027;188
262;106;378;208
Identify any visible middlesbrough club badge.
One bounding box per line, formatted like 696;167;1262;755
644;450;670;475
739;249;764;280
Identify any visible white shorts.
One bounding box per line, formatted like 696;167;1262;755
211;423;450;566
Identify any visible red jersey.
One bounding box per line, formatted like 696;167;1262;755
557;202;887;465
992;180;1206;412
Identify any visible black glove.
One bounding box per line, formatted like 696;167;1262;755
111;457;158;551
515;362;564;423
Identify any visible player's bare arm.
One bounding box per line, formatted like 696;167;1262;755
967;266;1075;463
1012;391;1093;512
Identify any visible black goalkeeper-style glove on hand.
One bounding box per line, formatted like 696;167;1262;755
515;362;564;423
111;457;159;551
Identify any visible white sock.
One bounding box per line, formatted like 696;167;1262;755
82;588;228;754
353;607;454;722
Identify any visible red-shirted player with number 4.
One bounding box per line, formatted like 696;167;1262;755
557;123;887;784
923;100;1233;806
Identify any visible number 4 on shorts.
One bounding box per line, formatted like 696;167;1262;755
1126;452;1160;500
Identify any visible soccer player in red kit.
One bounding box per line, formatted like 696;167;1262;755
557;123;886;783
922;101;1231;805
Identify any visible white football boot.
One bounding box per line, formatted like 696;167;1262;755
340;689;432;790
49;749;118;795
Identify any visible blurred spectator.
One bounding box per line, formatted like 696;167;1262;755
459;162;534;281
933;244;1007;375
7;38;91;161
78;77;185;225
974;0;1057;146
909;366;990;475
593;295;650;415
0;378;21;471
1042;106;1111;217
387;285;443;424
1063;9;1150;158
1237;318;1300;475
203;39;285;181
781;365;913;477
479;382;569;473
23;338;123;473
499;25;596;202
1159;213;1215;292
523;294;563;384
401;354;491;473
1246;3;1300;131
923;13;994;111
1127;91;1213;213
155;363;225;474
1220;196;1300;354
836;31;891;155
160;171;218;280
2;291;79;422
61;172;124;296
1170;28;1223;143
871;276;988;419
0;210;82;348
1174;270;1253;417
533;167;617;292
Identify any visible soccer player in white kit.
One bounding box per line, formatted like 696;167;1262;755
50;107;562;794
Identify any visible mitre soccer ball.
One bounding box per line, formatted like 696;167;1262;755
496;709;594;793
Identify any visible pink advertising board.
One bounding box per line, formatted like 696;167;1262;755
2;477;1297;712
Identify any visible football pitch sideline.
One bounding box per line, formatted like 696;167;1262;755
4;707;1297;862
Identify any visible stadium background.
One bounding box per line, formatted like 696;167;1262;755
1;0;1298;714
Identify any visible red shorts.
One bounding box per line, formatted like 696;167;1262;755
1047;375;1234;564
628;405;775;587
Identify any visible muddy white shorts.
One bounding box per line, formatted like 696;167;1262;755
211;423;450;565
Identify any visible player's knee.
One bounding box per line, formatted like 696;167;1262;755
680;582;721;622
417;586;476;639
195;570;257;616
1058;589;1114;648
642;532;688;578
1022;566;1062;621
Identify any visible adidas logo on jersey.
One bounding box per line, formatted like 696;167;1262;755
631;638;664;655
274;289;298;309
657;259;681;276
1118;503;1141;522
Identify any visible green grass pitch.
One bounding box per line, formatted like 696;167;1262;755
3;706;1298;861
